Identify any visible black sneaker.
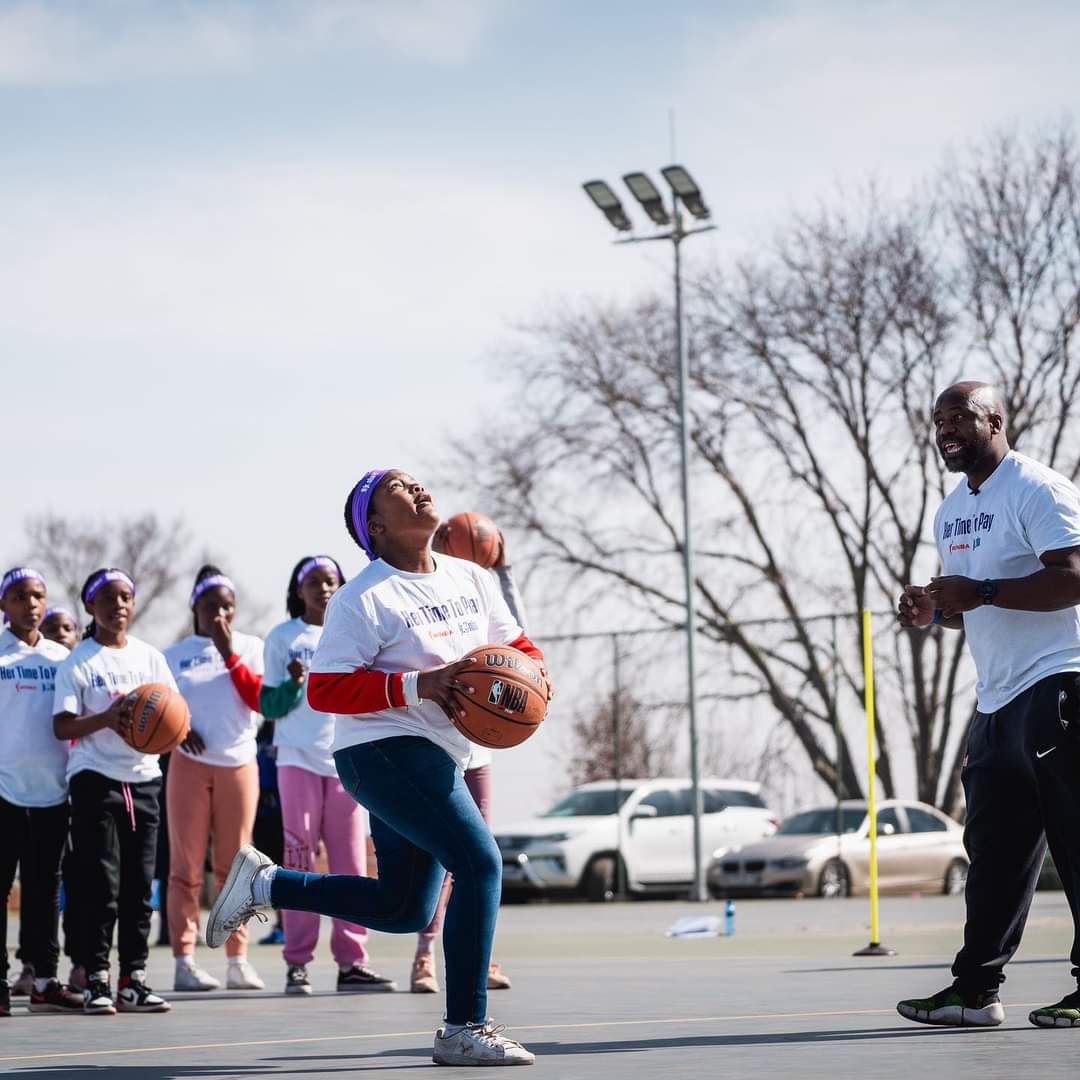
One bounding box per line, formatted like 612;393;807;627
285;965;312;996
336;964;397;993
0;980;10;1018
29;979;85;1013
116;971;170;1013
1029;989;1080;1028
897;982;1003;1027
83;978;117;1015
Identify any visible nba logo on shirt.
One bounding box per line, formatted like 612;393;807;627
488;680;504;705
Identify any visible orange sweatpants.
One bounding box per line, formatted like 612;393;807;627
166;751;258;958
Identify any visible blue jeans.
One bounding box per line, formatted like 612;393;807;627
270;736;502;1024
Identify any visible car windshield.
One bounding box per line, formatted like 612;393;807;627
777;807;866;835
542;788;637;817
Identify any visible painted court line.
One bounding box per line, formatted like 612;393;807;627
0;1007;899;1063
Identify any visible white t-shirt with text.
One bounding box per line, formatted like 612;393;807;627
0;629;70;807
264;617;336;777
935;451;1080;712
313;555;524;768
54;635;177;784
165;632;264;768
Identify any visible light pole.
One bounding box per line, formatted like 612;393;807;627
583;165;717;902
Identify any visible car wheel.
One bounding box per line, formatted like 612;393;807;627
583;855;622;902
817;858;850;898
943;859;968;896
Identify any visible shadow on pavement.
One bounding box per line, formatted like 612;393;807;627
787;957;1065;974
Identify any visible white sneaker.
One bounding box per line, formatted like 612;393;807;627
206;844;273;949
433;1021;535;1066
226;958;265;990
174;962;221;992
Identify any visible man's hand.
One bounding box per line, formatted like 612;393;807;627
104;695;134;738
417;657;477;721
287;659;305;685
210;614;233;661
926;576;980;620
181;729;207;755
898;584;935;629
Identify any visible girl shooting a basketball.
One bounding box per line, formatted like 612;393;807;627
52;569;176;1016
208;469;550;1066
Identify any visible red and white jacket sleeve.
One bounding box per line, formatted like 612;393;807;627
307;633;543;715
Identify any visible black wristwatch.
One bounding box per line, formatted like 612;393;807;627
976;579;998;606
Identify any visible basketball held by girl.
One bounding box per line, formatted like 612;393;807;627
0;568;83;1017
207;469;551;1067
260;555;394;996
163;566;268;993
52;568;175;1016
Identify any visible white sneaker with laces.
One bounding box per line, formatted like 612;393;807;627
206;844;273;949
433;1021;535;1066
174;962;221;992
227;958;265;990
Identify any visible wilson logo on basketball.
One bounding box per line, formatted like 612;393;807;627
482;652;545;688
136;690;163;734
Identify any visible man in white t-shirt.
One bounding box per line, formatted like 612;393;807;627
896;381;1080;1030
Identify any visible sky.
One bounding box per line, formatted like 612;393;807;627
3;0;1079;824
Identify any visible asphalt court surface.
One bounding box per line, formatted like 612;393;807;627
3;893;1078;1079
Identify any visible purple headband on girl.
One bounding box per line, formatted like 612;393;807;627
1;567;47;599
44;606;77;624
296;557;338;585
190;574;236;608
348;468;396;560
82;569;136;604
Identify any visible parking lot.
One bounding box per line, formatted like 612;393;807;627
3;891;1078;1079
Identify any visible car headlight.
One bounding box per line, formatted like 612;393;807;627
768;857;810;870
527;833;577;845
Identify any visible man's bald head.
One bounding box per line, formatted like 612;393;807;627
933;381;1010;482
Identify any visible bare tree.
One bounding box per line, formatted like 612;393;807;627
448;125;1080;814
21;513;191;630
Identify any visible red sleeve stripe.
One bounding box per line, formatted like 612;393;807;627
307;670;405;715
225;654;263;713
508;633;544;661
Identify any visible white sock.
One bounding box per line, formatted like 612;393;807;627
252;865;276;908
442;1022;466;1036
228;956;246;968
415;939;434;958
33;977;51;993
176;956;196;971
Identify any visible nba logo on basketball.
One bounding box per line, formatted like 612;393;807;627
488;680;505;705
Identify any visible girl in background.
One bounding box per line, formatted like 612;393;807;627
41;607;79;651
0;568;82;1016
53;569;174;1016
410;532;525;995
163;566;269;993
262;556;394;996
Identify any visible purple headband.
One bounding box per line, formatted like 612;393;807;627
348;468;396;560
190;574;236;608
82;569;136;604
44;606;77;624
297;556;339;585
1;567;47;599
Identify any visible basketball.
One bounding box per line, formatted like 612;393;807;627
125;682;191;754
434;511;501;568
451;644;549;749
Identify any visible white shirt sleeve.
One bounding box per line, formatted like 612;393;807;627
245;635;265;677
1022;478;1080;557
53;655;85;716
263;626;287;685
311;591;383;674
478;567;524;645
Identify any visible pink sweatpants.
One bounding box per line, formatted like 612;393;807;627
167;752;258;958
417;764;492;946
278;765;368;968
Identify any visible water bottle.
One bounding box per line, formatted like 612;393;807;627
724;898;736;937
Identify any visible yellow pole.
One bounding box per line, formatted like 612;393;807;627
862;608;881;946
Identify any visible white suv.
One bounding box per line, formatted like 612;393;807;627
494;777;778;901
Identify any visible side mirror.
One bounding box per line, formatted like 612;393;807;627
631;804;658;820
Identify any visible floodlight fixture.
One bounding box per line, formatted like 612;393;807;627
661;164;710;220
582;180;633;231
622;171;670;226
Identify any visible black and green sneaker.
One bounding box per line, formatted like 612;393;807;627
1028;989;1080;1028
897;982;1004;1027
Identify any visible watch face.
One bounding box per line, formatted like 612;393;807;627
978;580;997;603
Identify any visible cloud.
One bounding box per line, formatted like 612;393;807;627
0;0;504;85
